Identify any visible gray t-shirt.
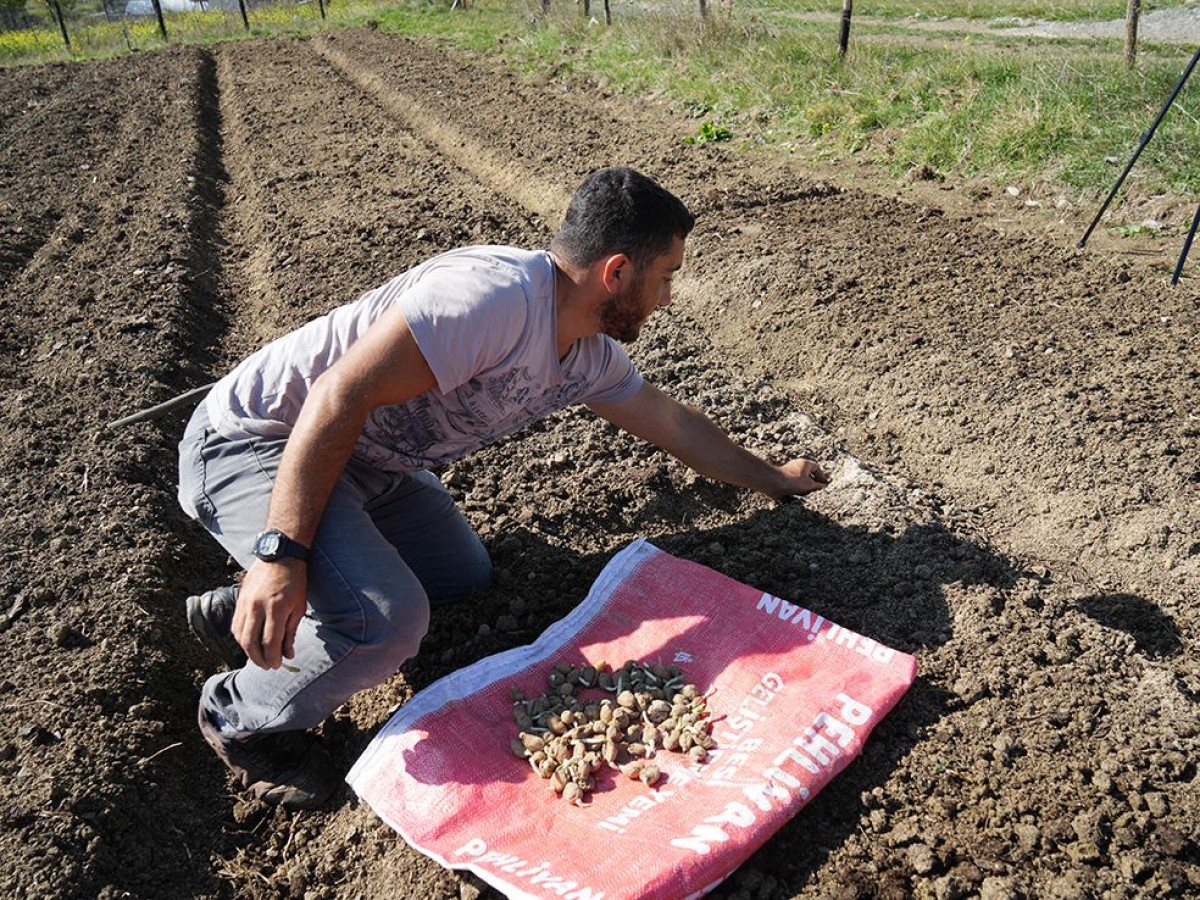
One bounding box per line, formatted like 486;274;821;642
204;246;643;473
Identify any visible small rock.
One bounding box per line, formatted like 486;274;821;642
889;819;921;846
978;876;1017;900
48;622;78;649
1072;811;1106;848
992;735;1015;762
1067;840;1102;864
1118;852;1151;882
496;614;519;633
907;841;937;875
1143;792;1169;817
952;677;987;705
1013;823;1040;852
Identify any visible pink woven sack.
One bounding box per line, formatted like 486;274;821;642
348;539;916;899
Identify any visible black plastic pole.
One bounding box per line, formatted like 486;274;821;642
149;0;167;40
1171;203;1200;286
1078;45;1200;248
48;0;71;50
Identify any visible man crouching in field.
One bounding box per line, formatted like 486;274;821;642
177;166;828;809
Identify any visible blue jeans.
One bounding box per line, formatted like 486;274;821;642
177;403;493;735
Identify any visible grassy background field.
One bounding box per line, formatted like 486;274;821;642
4;0;1197;209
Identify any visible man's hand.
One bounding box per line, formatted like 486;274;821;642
772;457;830;500
232;559;308;670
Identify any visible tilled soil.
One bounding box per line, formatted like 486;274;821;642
0;29;1196;900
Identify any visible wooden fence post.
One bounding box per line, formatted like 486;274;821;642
1125;0;1141;68
699;0;707;19
839;0;853;60
47;0;71;50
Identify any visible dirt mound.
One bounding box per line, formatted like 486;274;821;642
0;28;1195;899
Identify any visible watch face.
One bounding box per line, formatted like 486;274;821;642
258;532;282;557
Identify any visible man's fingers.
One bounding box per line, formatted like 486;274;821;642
260;615;285;669
282;610;302;663
236;610;269;669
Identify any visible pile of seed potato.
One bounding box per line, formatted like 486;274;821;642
509;660;715;805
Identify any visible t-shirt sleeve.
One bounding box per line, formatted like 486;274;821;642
395;260;527;395
577;336;644;405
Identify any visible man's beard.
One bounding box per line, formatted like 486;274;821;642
598;277;647;344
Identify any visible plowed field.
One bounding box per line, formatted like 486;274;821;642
0;29;1196;900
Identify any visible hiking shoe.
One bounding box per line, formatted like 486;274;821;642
199;709;339;810
187;585;248;669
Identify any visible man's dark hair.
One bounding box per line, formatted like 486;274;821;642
551;167;695;271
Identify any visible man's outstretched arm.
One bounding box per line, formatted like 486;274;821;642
588;382;828;500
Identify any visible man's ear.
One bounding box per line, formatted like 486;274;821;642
599;253;632;294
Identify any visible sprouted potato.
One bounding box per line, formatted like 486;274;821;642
509;660;714;805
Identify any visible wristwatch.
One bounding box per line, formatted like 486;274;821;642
252;529;310;563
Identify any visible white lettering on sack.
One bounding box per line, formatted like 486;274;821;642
709;673;782;787
451;840;604;899
753;594;895;664
596;785;676;834
754;594;825;641
670;694;875;855
666;802;755;855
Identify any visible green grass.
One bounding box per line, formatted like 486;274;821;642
0;0;394;64
368;0;1200;198
3;0;1197;201
737;0;1188;22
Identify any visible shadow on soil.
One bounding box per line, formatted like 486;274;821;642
1076;592;1185;659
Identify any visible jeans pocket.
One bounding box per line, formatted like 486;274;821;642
178;428;218;529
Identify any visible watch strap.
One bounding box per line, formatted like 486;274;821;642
255;529;310;563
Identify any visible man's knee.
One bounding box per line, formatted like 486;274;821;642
430;550;493;604
458;553;495;595
367;589;431;663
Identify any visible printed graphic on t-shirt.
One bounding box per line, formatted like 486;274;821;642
354;366;592;472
